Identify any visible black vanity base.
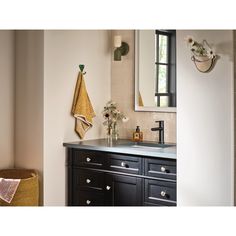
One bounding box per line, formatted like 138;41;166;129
66;148;176;206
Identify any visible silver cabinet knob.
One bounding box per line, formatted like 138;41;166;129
106;185;111;190
86;178;91;184
86;157;91;162
121;161;126;167
86;200;91;205
161;191;166;197
161;166;166;172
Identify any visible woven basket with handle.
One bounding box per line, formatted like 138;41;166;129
0;169;39;206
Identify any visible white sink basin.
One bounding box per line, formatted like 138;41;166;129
117;142;175;150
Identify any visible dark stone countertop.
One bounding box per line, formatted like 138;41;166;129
63;139;176;160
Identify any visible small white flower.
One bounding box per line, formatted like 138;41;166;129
205;46;215;58
122;117;129;123
207;50;214;58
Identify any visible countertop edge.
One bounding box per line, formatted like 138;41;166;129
63;139;176;160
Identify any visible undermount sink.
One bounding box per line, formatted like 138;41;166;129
119;142;174;150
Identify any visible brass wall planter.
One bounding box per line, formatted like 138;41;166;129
185;36;218;73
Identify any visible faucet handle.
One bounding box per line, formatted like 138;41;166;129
155;120;164;127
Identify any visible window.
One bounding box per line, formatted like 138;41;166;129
155;30;176;107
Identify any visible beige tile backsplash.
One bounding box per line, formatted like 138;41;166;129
111;30;176;143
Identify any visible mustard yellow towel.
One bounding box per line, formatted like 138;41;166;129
71;72;96;139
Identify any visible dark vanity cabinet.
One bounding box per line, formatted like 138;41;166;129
66;148;176;206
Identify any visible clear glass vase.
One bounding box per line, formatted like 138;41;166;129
106;122;119;141
112;122;119;140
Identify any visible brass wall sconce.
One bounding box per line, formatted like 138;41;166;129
185;36;218;73
114;35;129;61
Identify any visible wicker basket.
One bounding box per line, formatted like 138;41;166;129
0;169;39;206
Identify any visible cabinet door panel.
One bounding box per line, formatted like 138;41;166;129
105;174;142;206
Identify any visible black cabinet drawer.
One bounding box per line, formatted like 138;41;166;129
145;179;176;205
145;158;176;180
73;169;104;192
107;153;141;175
71;150;105;169
73;191;105;206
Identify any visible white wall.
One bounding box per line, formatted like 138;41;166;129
0;31;15;169
177;30;234;206
15;30;44;204
43;30;111;205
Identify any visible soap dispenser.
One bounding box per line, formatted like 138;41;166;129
133;126;143;142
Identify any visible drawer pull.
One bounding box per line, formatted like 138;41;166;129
86;179;91;184
86;157;91;162
121;162;127;167
106;185;111;191
161;191;166;197
86;200;91;205
161;166;166;172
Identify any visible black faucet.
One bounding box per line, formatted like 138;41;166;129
151;120;165;144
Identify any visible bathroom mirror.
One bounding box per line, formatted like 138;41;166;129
135;30;176;112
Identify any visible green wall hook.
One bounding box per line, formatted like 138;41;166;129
79;64;85;72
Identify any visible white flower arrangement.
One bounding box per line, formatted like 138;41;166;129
102;101;129;139
184;35;215;59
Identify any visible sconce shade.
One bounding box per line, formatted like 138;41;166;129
114;35;122;47
114;42;129;61
114;48;122;61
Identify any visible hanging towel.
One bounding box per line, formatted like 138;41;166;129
0;178;21;203
71;71;96;139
